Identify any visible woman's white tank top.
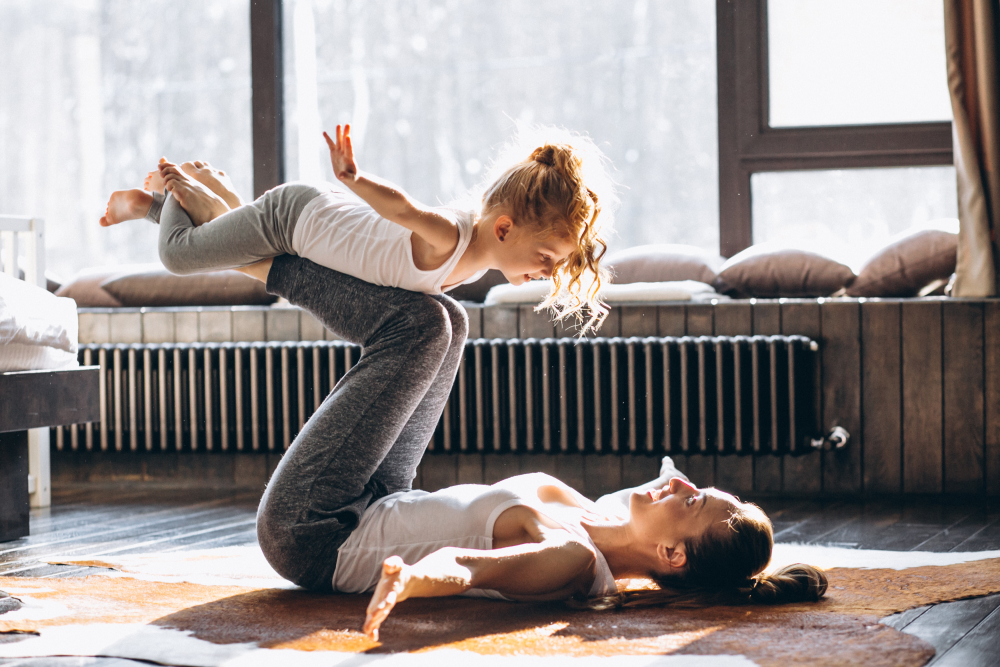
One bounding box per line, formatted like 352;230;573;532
291;189;487;294
331;473;618;599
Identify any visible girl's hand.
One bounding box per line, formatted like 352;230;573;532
324;124;358;183
363;556;410;642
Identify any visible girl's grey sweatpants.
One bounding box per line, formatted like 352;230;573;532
156;184;468;592
258;254;467;592
154;182;324;274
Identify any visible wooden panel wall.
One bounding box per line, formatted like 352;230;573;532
448;297;998;497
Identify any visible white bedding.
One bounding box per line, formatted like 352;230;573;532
0;272;79;372
484;279;724;306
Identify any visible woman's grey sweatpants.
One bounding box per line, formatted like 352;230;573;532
256;254;468;592
155;182;323;274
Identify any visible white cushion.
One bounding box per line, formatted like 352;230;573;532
484;280;721;305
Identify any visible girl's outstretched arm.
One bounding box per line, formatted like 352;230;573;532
362;533;596;641
324;125;460;257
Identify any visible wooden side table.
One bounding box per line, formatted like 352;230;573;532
0;367;101;542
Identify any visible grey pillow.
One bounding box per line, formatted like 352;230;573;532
101;268;277;307
847;229;957;297
605;244;725;284
715;245;856;298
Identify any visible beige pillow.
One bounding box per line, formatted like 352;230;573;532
101;268;277;307
605;244;724;284
55;265;129;307
714;244;856;298
847;229;957;297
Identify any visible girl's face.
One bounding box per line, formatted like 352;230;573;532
629;477;737;571
494;218;577;285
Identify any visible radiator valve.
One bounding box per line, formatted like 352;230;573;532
811;426;850;450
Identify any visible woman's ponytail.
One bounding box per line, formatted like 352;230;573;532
747;564;828;604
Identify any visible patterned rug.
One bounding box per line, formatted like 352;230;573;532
1;546;999;666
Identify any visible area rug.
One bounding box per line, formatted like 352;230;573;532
2;547;999;667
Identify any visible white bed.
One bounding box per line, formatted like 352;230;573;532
1;216;73;510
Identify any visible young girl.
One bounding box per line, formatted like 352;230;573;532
100;125;614;332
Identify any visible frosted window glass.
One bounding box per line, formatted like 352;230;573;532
283;0;719;254
751;167;958;271
768;0;952;127
0;1;252;278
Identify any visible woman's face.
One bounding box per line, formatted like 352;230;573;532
629;477;737;568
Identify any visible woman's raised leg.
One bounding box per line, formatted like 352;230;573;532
256;255;456;591
367;294;468;495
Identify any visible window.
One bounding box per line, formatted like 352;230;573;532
752;166;957;269
767;0;951;127
280;0;720;254
716;0;953;257
0;0;253;278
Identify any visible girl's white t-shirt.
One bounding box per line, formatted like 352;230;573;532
331;472;618;600
291;189;487;294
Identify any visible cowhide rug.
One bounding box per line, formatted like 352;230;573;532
1;546;999;667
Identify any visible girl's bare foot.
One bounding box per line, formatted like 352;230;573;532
100;189;154;227
181;160;243;209
160;162;229;225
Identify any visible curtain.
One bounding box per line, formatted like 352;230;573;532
946;0;1000;296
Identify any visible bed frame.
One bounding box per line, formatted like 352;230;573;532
0;216;100;540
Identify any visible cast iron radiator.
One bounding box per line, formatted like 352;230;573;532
55;336;821;456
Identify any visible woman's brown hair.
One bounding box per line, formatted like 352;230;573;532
475;126;617;335
586;501;828;609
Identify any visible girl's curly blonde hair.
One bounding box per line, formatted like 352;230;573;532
476;126;617;335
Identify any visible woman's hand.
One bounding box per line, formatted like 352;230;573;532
324;125;358;183
363;556;410;642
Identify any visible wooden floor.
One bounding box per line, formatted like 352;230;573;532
1;485;999;666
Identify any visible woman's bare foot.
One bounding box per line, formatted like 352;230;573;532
160;162;229;226
363;556;410;642
181;160;243;210
143;157;168;194
100;189;154;227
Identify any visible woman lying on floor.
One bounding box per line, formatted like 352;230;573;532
144;163;826;642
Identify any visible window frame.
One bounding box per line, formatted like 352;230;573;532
250;0;285;198
249;0;955;254
715;0;953;257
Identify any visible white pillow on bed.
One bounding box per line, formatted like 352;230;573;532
0;273;79;372
483;280;723;305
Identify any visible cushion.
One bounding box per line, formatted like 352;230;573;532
484;280;721;305
446;269;508;302
714;244;856;298
605;244;724;285
101;267;277;307
55;265;133;307
847;229;958;297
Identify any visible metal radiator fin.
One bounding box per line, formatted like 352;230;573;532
60;337;820;456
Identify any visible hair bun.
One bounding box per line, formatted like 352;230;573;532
530;145;557;166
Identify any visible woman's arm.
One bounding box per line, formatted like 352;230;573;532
363;532;596;641
324;126;459;256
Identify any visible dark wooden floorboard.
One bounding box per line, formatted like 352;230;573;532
881;604;931;630
896;594;1000;665
931;602;1000;667
951;516;1000;552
